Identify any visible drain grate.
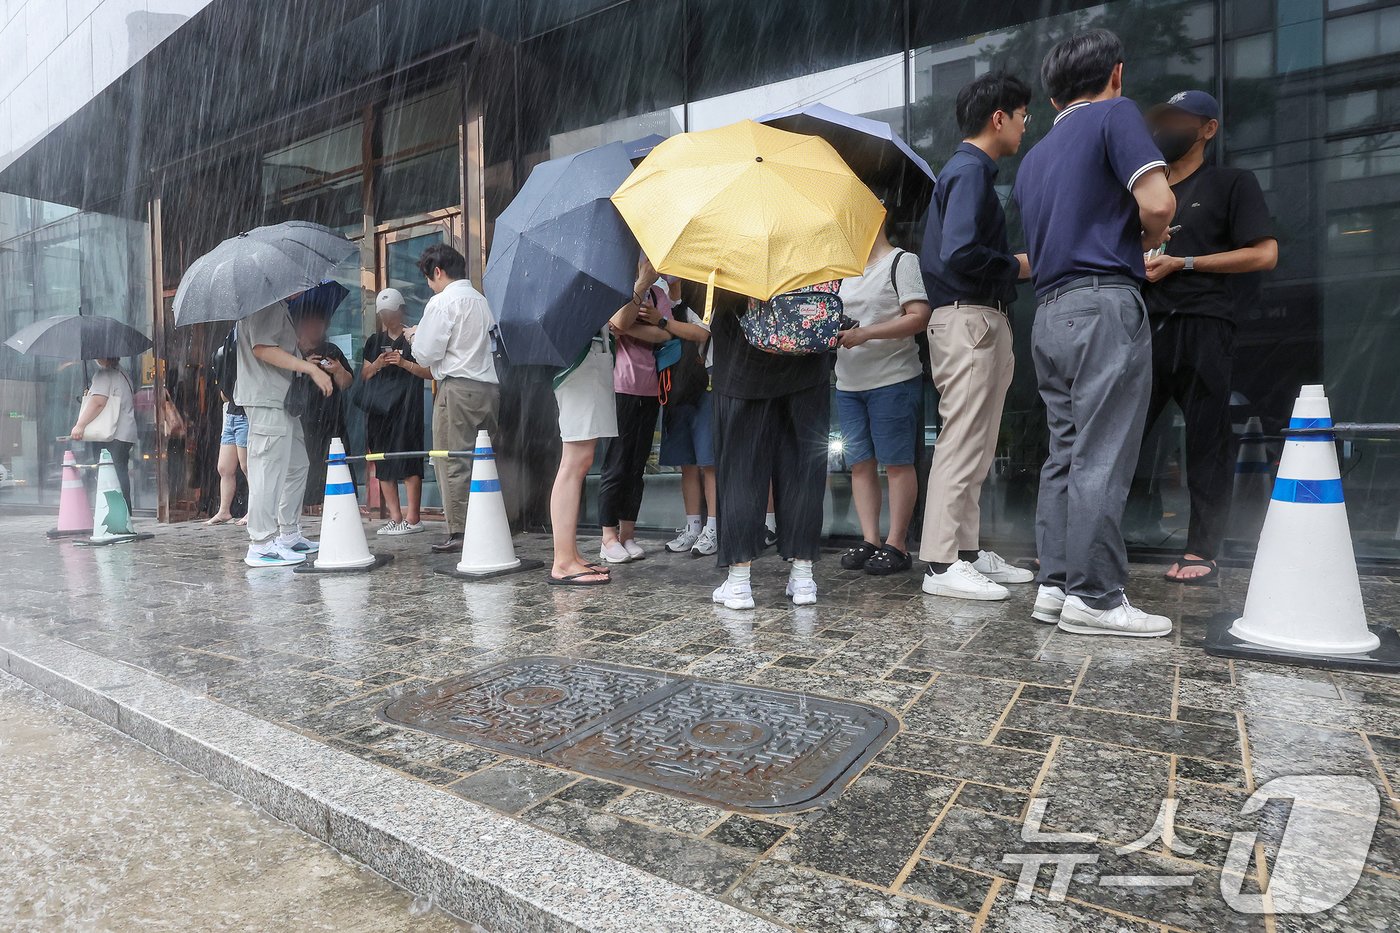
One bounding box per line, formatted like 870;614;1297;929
382;656;898;813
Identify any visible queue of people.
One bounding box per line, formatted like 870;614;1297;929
178;27;1274;639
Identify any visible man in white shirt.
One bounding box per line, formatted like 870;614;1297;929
236;300;334;567
410;244;500;553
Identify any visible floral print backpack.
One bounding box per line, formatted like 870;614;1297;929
740;280;847;355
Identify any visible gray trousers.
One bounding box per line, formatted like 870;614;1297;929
244;405;308;544
432;377;500;534
1031;277;1152;609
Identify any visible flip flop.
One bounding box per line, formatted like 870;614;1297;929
1166;558;1218;587
548;570;610;586
203;516;230;526
235;517;248;526
584;563;612;575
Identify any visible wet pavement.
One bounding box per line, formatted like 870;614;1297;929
0;669;473;932
2;513;1399;932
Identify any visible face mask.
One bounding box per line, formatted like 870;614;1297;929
1154;127;1199;163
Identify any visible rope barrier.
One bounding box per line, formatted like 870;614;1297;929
1285;423;1400;439
330;449;484;464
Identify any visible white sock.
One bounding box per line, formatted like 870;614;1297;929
790;559;814;582
705;516;717;532
686;514;701;533
728;565;751;586
765;512;777;533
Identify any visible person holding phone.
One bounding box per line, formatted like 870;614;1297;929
363;287;432;535
294;309;354;513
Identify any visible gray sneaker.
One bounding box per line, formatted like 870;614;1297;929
1058;595;1172;638
691;526;718;557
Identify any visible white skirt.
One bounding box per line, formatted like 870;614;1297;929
555;339;618;442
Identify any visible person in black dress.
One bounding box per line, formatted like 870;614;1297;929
294;310;354;511
362;288;431;534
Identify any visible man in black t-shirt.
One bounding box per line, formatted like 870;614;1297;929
1140;90;1277;585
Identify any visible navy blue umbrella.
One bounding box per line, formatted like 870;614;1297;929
288;280;350;319
756;103;936;224
624;133;667;163
486;142;640;368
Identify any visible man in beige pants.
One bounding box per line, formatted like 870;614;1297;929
411;244;500;554
918;72;1036;601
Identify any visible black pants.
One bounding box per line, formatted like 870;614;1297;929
714;382;829;565
598;393;660;527
87;440;133;510
1136;314;1235;560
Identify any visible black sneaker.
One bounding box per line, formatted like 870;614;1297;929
764;527;778;549
865;545;912;576
839;541;880;570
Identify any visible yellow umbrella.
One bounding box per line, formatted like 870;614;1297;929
610;120;885;315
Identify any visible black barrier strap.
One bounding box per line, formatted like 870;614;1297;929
1285;423;1400;439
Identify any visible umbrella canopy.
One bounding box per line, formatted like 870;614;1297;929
287;279;351;320
757;102;936;224
611;120;885;306
485;141;640;368
5;313;152;360
624;133;667;163
172;221;356;326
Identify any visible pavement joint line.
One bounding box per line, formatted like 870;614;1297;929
0;629;785;933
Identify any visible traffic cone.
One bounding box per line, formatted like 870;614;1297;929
1205;386;1400;671
47;450;91;538
437;430;542;580
1229;415;1272;541
78;449;151;547
295;437;391;574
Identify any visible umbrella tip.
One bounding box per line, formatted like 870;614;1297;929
755;156;763;163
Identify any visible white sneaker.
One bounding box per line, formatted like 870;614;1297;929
599;540;631;564
785;577;817;606
276;531;319;554
712;579;755;610
1032;585;1066;624
399;521;425;535
691;526;718;557
972;550;1035;584
623;539;646;561
667;527;700;552
922;560;1010;601
376;521;403;536
382;521;421;537
244;542;305;568
1058;595;1173;638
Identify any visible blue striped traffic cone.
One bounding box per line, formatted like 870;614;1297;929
456;430;521;575
296;437;391;573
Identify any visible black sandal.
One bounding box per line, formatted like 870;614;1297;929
548;570;611;586
840;541;880;570
1166;558;1218;587
865;545;912;576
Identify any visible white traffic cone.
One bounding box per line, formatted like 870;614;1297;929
85;448;140;545
1229;386;1378;655
296;437;390;573
1230;415;1272;541
439;431;542;579
48;450;91;538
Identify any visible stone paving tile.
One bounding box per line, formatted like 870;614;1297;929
729;861;974;933
1037;738;1173;844
771;766;957;886
7;515;1400;933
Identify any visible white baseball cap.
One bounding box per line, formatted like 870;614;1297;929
375;287;405;313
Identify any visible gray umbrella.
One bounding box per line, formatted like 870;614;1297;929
485;142;639;368
5;312;152;360
172;221;357;326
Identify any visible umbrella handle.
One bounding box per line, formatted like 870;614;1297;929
703;269;718;325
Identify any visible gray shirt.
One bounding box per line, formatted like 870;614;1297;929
234;301;297;409
835;249;928;392
88;367;138;443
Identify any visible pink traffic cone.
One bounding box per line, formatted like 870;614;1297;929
48;451;92;538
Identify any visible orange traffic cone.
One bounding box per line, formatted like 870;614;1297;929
437;430;542;580
295;438;392;573
48;451;92;538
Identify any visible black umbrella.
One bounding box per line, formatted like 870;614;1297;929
756;102;937;224
287;280;351;320
5;313;152;360
172;221;356;326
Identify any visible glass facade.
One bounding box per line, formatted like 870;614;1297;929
3;0;1399;563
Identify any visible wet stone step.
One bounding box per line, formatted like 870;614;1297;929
383;656;898;813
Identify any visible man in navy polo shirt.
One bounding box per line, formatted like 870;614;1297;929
1012;28;1177;638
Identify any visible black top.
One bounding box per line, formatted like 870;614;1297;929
709;299;831;400
363;331;421;414
1145;164;1273;322
302;341;350;436
922;142;1019;307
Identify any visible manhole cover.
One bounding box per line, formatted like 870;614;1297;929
382;656;898;813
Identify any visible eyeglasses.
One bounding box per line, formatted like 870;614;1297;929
1018;110;1032;126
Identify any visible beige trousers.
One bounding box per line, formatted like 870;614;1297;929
244;405;308;544
433;377;500;533
919;304;1015;563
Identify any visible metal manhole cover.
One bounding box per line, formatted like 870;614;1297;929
382;656;898;813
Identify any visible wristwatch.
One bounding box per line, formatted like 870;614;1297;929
658;317;670;331
1183;256;1195;271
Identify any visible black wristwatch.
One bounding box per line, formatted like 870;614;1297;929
658;317;670;331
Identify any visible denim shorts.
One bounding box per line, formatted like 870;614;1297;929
658;389;715;467
835;375;922;467
220;411;249;448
